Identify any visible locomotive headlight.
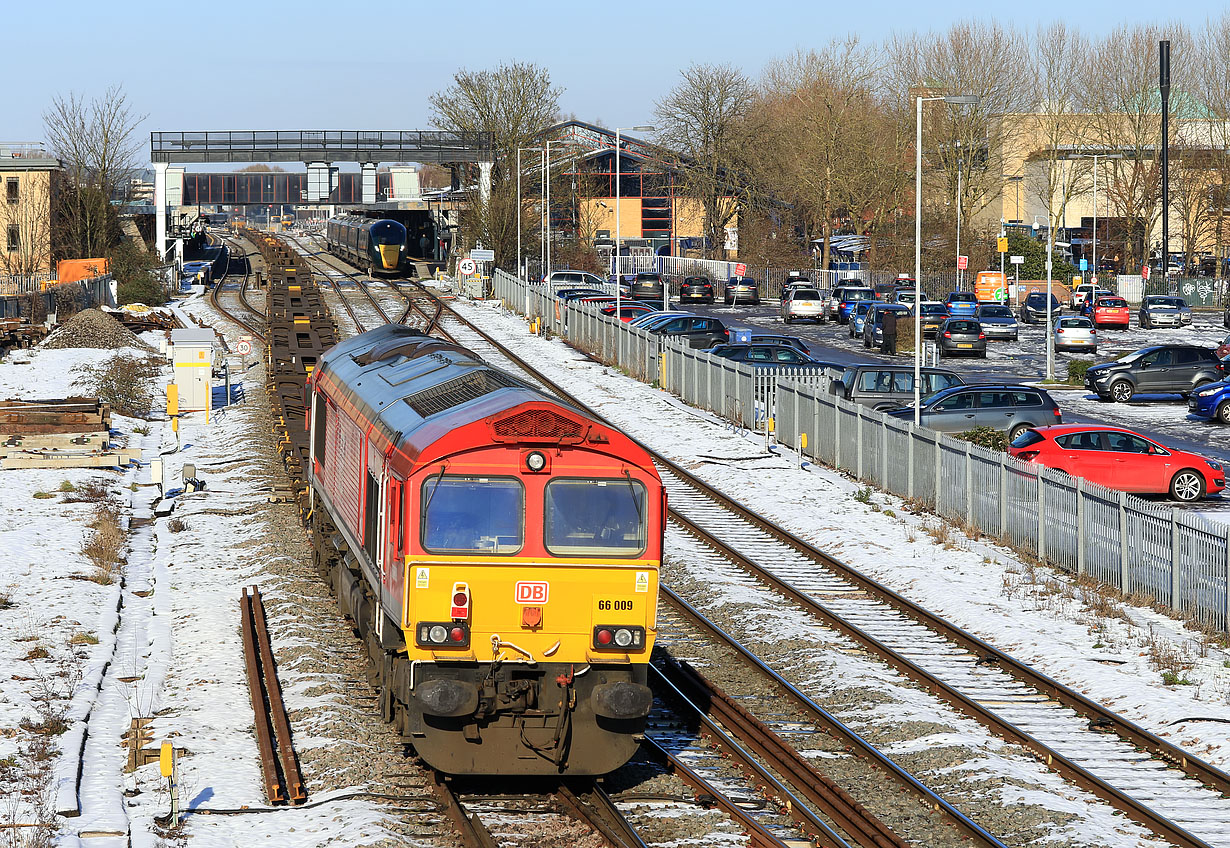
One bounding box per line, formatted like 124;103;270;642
525;451;547;472
614;628;633;647
429;625;448;643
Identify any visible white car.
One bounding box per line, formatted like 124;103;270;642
781;287;826;324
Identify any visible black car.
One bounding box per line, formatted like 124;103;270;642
645;314;728;348
1019;291;1063;324
631;272;665;302
747;333;811;355
680;275;715;303
1084;344;1225;402
706;344;834;367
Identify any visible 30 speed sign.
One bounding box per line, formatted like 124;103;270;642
237;339;252;355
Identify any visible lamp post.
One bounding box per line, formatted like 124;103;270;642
1072;152;1123;285
545;140;555;277
955;140;963;290
915;93;978;425
517;146;544;285
614;125;654;318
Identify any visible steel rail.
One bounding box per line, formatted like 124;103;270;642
431;774;500;848
239;587;287;805
250;588;305;803
415;286;1225;848
208;246;265;340
555;782;649;848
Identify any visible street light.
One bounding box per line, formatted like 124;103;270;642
517;146;544;285
914;93;978;425
615;125;655;317
1071;152;1123;286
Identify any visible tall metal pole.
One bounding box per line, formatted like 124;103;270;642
1046;222;1055;381
1160;40;1171;283
956;153;962;290
1092;153;1098;286
914;95;924;425
545;140;553;276
615;128;622;317
540;150;546;279
517;147;523;282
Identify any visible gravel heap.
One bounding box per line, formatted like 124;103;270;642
43;308;153;351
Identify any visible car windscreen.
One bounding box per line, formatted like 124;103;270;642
1119;347;1156;364
1098;298;1127;307
1060;318;1093;328
544;478;647;556
948;293;977;302
1150;297;1183;307
920;303;947;315
843;289;874;301
980;306;1012;317
422;476;524;554
793;289;821;299
1010;429;1045;449
946;320;979;333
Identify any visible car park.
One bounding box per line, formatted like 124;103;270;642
832;366;963;410
887;385;1062;437
706;344;833;367
724;276;760;305
1019;291;1062;324
1008;425;1225;502
631;272;666;303
680;276;715;303
944;291;979;318
1138;295;1192;329
849;301;875;337
781;287;827;323
835;286;875;324
1084;344;1224;402
1085;295;1129;328
911;301;949;337
975;304;1019;341
862;303;912;348
936;318;986;358
1052;316;1098;353
645;314;729;348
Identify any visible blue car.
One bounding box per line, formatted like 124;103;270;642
1188;380;1230;424
849;301;875;338
945;291;979;318
836;286;875;324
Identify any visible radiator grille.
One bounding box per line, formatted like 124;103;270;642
405;370;519;418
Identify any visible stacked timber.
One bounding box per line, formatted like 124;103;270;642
0;397;141;469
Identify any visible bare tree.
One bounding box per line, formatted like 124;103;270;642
1192;14;1230;277
430;62;561;266
42;85;146;261
655;63;756;259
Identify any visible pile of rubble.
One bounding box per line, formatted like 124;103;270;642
42;308;154;351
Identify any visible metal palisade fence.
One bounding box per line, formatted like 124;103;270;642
491;268;1230;631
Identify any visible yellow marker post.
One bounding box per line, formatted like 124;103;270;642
800;432;808;451
159;742;173;777
160;741;179;825
167;384;179;433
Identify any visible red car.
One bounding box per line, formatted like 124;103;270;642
600;302;657;322
1008;424;1225;502
1089;296;1131;329
1216;333;1230;359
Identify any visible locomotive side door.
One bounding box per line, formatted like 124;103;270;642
382;474;406;627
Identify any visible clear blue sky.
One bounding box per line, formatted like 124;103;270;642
6;0;1223;163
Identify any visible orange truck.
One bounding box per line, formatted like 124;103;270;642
56;258;108;285
974;271;1007;303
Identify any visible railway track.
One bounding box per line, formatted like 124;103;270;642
239;585;305;805
425;287;1230;848
208;235;266;341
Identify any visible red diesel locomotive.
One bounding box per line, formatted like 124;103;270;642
306;324;664;775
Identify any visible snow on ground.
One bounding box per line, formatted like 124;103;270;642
449;296;1230;772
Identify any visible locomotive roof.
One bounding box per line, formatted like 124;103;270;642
315;323;594;463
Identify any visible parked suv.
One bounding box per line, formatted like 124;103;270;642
833;366;963;411
631;272;665;302
679;275;715;303
834;286;875;324
1084;344;1224;402
887;385;1062;438
645;314;729;348
1019;291;1062;324
724;276;760;305
1139;295;1192;329
546;270;609;289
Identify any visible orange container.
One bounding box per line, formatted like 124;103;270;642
56;258;109;285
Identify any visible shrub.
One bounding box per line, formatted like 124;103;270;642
895;319;916;357
72;354;162;418
59;480;76;492
32;491;54;499
1067;359;1092;385
82;504;125;584
953;426;1010;452
63;478;114;504
167;518;188;533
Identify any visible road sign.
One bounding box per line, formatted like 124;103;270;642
734;262;747;277
1010;255;1025;265
957;255;968;270
458;258;478;276
1079;258;1088;271
470;249;495;262
1142;264;1150;281
997;237;1008;253
236;339;252;356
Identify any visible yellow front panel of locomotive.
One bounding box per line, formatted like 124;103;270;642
402;560;658;663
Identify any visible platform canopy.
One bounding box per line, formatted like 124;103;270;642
151;130;494;164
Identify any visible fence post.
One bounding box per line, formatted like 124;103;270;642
1171;512;1180;610
964;444;974;526
1118;492;1130;594
880;414;888;489
999;454;1008;539
855;406;864;481
907;425;915;500
1224;529;1230;633
834;400;842;469
934;434;942;514
1076;479;1086;576
1037;471;1046;562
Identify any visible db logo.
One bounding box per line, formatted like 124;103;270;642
514;581;549;604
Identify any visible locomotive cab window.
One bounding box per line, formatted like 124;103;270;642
544;478;647;557
421;476;523;554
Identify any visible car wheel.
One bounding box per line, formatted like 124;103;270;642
784;316;792;324
978;351;987;358
1142;317;1150;329
1110;381;1135;403
1218;401;1230;425
1170;469;1206;502
1008;424;1030;441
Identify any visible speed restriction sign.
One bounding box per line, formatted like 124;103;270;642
237;339;252;355
458;258;477;276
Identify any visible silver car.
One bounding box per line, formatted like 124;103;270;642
781;287;826;323
1053;315;1098;353
1139;295;1192;329
975;304;1020;340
